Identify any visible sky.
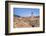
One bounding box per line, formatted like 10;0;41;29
13;8;40;17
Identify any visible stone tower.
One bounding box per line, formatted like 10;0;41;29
31;12;34;18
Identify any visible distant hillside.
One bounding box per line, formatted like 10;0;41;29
14;14;39;18
14;15;21;17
